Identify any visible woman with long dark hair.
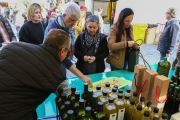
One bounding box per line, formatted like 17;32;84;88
106;8;139;71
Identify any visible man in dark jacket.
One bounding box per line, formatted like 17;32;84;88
0;14;17;47
157;7;180;60
0;29;70;120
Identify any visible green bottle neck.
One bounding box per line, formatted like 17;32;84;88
86;111;91;118
88;94;93;100
175;66;180;74
98;105;103;112
72;91;75;95
79;103;84;109
84;85;88;93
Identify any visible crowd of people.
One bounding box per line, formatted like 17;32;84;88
0;2;179;120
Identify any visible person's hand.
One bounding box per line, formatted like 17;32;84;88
88;56;96;63
81;75;93;88
132;46;139;50
166;54;170;58
83;55;89;62
128;41;135;47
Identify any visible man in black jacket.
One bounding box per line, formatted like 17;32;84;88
0;29;70;120
0;14;17;47
157;8;180;60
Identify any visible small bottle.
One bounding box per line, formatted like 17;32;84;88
118;89;123;94
141;111;150;120
114;94;125;120
61;101;71;120
76;99;86;119
132;105;143;120
92;95;98;114
153;117;159;120
58;93;67;113
149;107;159;120
124;99;136;120
123;88;131;100
136;97;145;109
142;102;152;114
103;83;111;95
67;110;75;120
114;85;118;90
109;88;118;100
160;113;168;120
81;107;94;120
82;83;89;101
93;102;107;120
68;86;76;102
104;97;117;120
72;92;80;115
124;95;130;108
94;85;102;101
55;87;63;106
85;89;93;107
131;92;139;105
99;91;108;110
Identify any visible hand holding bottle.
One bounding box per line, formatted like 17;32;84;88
128;41;135;47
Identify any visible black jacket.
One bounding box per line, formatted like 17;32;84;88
0;15;16;46
0;42;66;120
75;32;109;74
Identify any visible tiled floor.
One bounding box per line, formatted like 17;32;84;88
67;43;179;78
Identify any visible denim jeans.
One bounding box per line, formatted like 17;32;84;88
110;61;128;71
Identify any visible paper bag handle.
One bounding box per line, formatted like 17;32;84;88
140;79;147;93
134;73;142;89
156;85;167;103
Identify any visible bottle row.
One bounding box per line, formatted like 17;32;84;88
55;83;169;120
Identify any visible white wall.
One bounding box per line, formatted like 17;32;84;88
115;0;180;24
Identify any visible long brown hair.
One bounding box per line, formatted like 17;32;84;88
115;8;134;42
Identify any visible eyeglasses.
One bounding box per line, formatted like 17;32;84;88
88;15;98;19
68;17;78;23
65;48;71;53
166;12;170;15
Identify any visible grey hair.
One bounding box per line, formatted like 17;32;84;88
62;2;81;19
169;7;178;18
86;16;100;32
44;29;71;52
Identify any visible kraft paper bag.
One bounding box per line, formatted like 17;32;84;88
141;70;158;104
151;75;170;117
131;64;147;98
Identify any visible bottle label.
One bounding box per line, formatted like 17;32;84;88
109;113;117;120
157;103;165;108
117;108;125;120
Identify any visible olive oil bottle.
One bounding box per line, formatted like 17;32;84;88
85;89;93;107
104;97;117;120
68;86;76;102
82;83;89;101
136;97;145;109
124;99;136;120
123;88;131;100
114;93;125;120
109;88;118;100
160;113;168;120
93;102;107;120
67;110;75;120
124;95;130;109
61;101;72;120
76;99;86;119
140;111;150;120
99;91;108;110
131;92;139;105
103;83;111;95
149;107;159;120
142;102;152;114
118;89;123;94
132;105;143;120
81;107;94;120
72;92;80;115
94;85;102;101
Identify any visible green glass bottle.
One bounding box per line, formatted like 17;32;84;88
85;89;93;107
94;85;102;101
81;107;94;120
92;95;98;114
168;87;179;114
136;97;145;109
72;92;80;116
55;87;63;106
82;83;89;101
67;110;75;120
58;93;67;114
61;101;72;120
118;89;123;94
164;84;174;111
109;88;118;100
172;87;179;114
171;66;180;83
124;99;136;120
140;111;150;120
93;102;107;120
114;93;125;120
157;57;171;77
142;102;152;114
132;105;143;120
123;88;131;100
174;83;178;87
131;92;139;105
160;113;168;120
149;107;159;120
76;99;86;119
68;86;76;102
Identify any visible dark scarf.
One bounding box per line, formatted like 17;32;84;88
83;31;101;55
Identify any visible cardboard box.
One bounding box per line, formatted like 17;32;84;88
151;75;170;117
131;64;147;98
141;70;158;104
